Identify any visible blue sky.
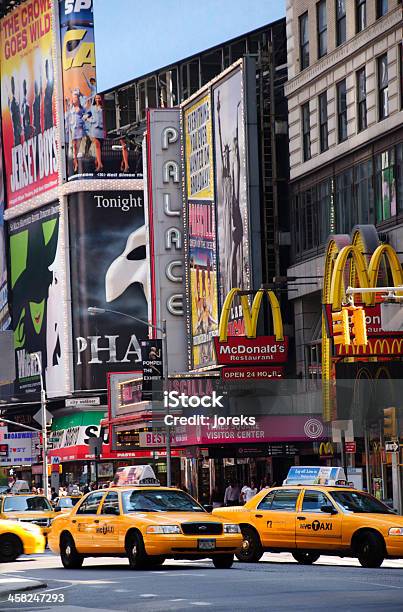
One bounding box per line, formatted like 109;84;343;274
93;0;285;91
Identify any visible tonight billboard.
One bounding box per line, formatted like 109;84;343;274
59;0;142;180
8;203;66;397
69;190;149;391
0;0;58;207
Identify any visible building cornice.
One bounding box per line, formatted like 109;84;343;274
285;7;402;98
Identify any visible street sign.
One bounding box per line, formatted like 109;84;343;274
33;408;53;427
51;456;60;465
385;441;399;453
345;441;356;454
65;397;101;408
48;437;60;443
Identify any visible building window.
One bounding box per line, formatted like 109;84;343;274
318;178;333;242
357;67;367;132
356;0;366;33
302;103;311;161
317;1;327;58
336;169;354;233
378;54;389;120
318;92;328;152
336;0;346;46
355;160;374;224
375;149;396;222
337;79;347;143
397;144;403;213
376;0;388;18
299;12;309;70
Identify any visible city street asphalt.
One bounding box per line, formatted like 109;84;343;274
1;551;403;612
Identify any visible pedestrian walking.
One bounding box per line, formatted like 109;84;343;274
224;480;240;506
240;480;258;504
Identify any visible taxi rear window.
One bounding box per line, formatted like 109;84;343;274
258;489;299;511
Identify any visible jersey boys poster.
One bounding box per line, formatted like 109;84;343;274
0;0;58;208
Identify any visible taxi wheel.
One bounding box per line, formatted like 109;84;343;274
236;526;263;563
212;554;234;569
0;534;23;563
60;534;84;569
126;532;148;570
356;532;384;568
145;556;165;567
292;552;320;565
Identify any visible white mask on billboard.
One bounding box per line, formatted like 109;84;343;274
105;224;149;303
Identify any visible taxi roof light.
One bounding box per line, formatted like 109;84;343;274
112;465;161;488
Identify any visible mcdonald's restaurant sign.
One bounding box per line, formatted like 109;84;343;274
319;441;334;457
324;232;403;358
214;288;289;366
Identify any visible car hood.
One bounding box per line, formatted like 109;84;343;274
124;511;230;524
348;512;403;526
3;511;55;520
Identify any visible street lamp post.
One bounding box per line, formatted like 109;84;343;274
87;307;171;486
31;353;49;499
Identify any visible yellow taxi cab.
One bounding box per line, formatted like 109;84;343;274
213;484;403;568
48;466;242;570
0;518;45;562
0;494;56;536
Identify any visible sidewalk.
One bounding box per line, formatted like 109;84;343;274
0;575;47;601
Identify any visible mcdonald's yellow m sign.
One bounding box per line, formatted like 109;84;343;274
218;288;284;342
319;442;334;456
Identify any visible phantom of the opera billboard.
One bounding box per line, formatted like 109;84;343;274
8;203;66;398
182;59;259;370
59;0;142;180
0;0;58;207
69;190;149;391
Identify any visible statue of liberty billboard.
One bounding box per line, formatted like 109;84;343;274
8;203;65;397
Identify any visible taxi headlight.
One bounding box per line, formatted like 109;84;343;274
19;523;42;535
146;525;181;534
223;524;241;534
389;527;403;536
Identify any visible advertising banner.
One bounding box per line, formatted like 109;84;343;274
0;123;10;331
183;93;219;370
144;109;186;373
8;202;66;397
212;66;251;322
69;191;149;390
221;366;285;380
141;339;163;401
0;0;58;207
59;0;142;180
0;431;34;466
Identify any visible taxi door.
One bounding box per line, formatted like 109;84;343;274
252;489;301;548
71;491;106;553
295;489;342;550
95;491;123;553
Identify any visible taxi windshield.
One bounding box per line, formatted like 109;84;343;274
330;491;394;514
3;495;52;512
122;490;205;513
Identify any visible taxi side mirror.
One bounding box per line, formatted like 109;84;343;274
54;506;61;512
203;504;213;513
320;504;337;515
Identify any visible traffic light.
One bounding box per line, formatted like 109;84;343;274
351;307;368;346
383;407;397;438
332;308;351;345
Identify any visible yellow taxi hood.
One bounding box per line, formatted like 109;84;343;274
347;512;403;527
4;510;55;520
125;511;228;524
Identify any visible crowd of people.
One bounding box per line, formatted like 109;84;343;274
211;478;272;508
